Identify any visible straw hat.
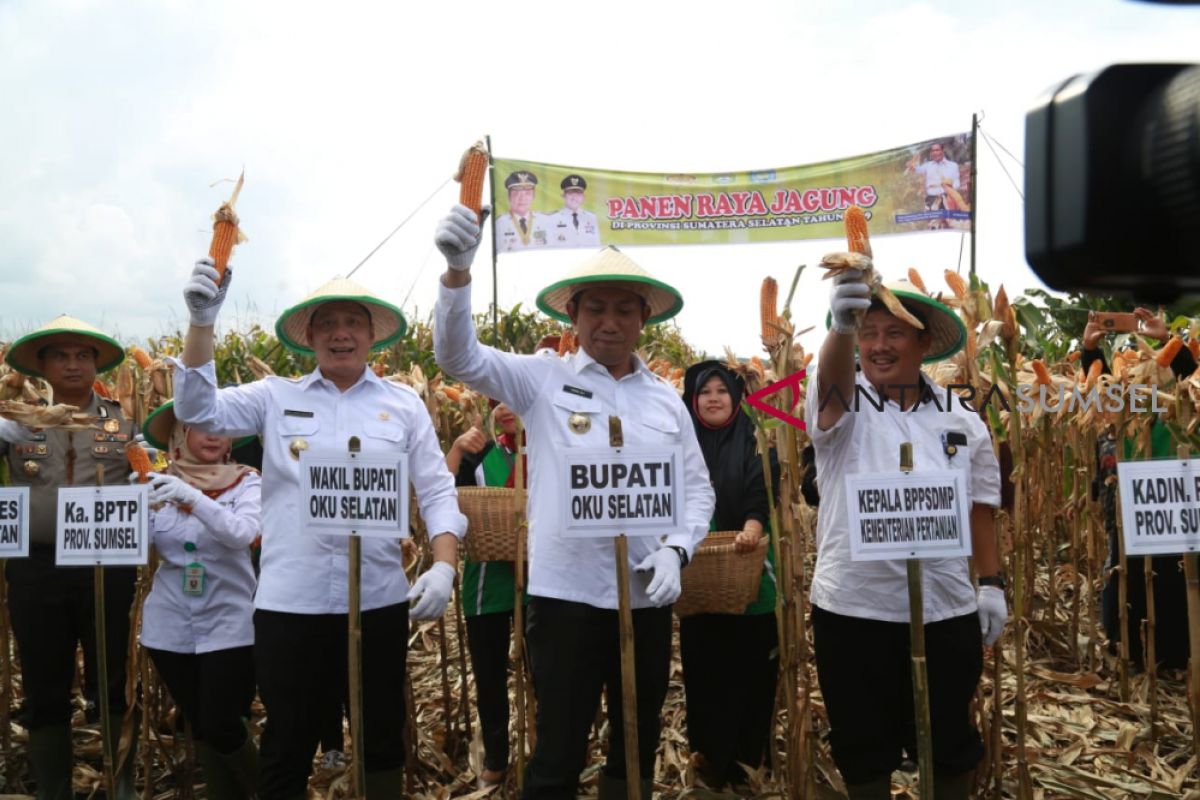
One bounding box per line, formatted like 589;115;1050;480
143;400;256;451
275;276;406;355
825;279;966;363
536;246;683;325
5;314;125;377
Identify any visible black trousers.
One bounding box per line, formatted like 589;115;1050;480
1102;553;1191;670
253;603;409;800
6;552;136;729
146;646;255;753
521;596;672;800
811;605;983;786
466;610;513;772
679;612;779;787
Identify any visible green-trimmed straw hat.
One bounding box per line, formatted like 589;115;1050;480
275;276;407;355
144;400;256;451
536;246;683;325
5;314;125;378
825;279;967;363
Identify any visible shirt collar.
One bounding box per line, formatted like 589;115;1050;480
299;365;377;392
570;346;653;382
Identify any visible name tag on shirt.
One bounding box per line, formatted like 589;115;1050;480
562;445;684;538
844;470;971;561
300;449;410;539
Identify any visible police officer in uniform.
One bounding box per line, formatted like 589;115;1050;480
494;171;551;252
0;315;137;800
548;175;600;248
435;205;715;799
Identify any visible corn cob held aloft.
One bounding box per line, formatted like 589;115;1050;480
209;171;247;285
760;276;782;346
455;141;489;219
820;252;924;331
126;443;154;484
844;205;872;258
1156;336;1184;368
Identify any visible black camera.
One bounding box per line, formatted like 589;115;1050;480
1025;62;1200;302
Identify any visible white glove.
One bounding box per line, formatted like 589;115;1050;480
829;265;872;334
977;585;1008;646
435;204;488;271
635;547;683;607
407;561;456;619
147;473;204;508
184;258;231;327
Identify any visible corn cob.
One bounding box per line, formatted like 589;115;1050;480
558;329;577;355
907;268;927;293
442;386;463;403
1067;351;1081;363
1031;359;1052;386
208;171;246;285
126;443;153;483
92;380;110;399
1086;359;1102;389
760;276;782;345
1156;336;1184;368
944;270;968;300
130;347;153;371
454;141;489;219
844;206;872;258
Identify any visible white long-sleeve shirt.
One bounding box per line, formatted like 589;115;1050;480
140;473;261;653
434;280;713;610
170;361;467;614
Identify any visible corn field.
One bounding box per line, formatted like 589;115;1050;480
2;277;1200;799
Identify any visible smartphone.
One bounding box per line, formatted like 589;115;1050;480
1091;312;1139;333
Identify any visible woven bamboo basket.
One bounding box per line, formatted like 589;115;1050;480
458;486;525;562
674;531;767;618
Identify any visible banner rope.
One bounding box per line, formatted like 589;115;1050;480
346;178;452;279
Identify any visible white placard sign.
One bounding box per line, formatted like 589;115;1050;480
300;449;410;538
55;485;149;566
845;470;971;561
0;487;31;558
563;446;684;538
1116;459;1200;556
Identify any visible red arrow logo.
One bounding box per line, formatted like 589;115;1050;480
745;369;807;432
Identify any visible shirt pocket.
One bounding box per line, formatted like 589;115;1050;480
362;419;407;451
277;414;320;460
550;395;604;444
638;410;682;445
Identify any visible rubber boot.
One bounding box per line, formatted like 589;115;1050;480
844;774;892;800
28;723;74;800
196;735;258;800
364;767;405;799
597;771;654;799
933;769;974;800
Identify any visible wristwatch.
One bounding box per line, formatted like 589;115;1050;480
978;573;1006;589
667;545;689;569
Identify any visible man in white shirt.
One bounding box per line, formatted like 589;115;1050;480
495;170;552;252
806;261;1006;800
912;142;960;229
433;205;713;799
176;264;468;800
547;174;601;248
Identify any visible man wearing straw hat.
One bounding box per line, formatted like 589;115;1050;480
433;205;714;799
174;260;468;799
0;315;137;800
805;263;1006;800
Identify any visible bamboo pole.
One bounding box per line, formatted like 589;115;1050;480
1114;410;1132;702
1138;422;1159;738
1176;392;1200;758
513;417;529;792
94;464;117;800
614;534;641;800
899;443;934;800
452;576;472;743
346;438;366;800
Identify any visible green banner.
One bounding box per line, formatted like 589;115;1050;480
491;133;972;253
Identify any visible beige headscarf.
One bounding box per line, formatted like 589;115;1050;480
167;422;257;498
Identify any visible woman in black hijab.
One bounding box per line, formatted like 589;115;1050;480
679;360;780;791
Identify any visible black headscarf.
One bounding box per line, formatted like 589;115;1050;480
682;360;777;532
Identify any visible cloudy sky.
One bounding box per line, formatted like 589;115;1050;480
2;0;1197;359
